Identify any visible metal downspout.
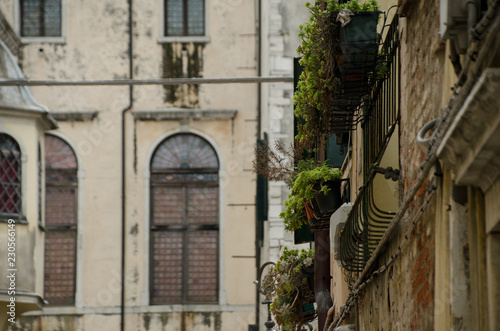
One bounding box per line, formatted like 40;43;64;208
121;0;133;330
256;0;263;328
315;229;332;331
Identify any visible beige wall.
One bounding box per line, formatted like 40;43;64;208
0;112;47;329
1;0;259;330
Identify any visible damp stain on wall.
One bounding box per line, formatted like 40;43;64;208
162;43;204;107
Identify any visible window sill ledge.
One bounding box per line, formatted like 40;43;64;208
158;36;210;44
0;215;28;224
21;36;66;44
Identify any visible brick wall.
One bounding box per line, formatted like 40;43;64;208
354;0;447;329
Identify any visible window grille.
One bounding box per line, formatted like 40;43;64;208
150;133;219;304
0;134;22;220
339;14;400;274
20;0;62;37
165;0;205;36
44;134;77;305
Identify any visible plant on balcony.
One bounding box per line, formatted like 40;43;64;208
262;247;315;331
280;160;342;231
295;0;379;149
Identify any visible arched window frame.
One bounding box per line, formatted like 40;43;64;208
0;133;23;222
44;134;78;306
149;133;220;305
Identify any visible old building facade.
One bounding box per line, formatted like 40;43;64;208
0;0;265;330
327;0;500;330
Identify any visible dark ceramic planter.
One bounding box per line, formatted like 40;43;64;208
340;11;380;54
311;179;343;214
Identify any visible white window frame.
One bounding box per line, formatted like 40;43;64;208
14;0;66;44
158;0;210;43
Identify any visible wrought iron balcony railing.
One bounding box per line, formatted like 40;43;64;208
339;13;400;273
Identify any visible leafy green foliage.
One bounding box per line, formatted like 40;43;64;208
327;0;379;12
262;247;315;331
295;0;379;149
280;161;342;231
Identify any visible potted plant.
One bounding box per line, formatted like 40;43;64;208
335;0;380;81
295;0;380;149
262;247;316;330
280;160;342;232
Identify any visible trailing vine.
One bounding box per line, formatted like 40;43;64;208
295;0;380;149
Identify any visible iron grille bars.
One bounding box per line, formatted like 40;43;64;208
339;14;399;273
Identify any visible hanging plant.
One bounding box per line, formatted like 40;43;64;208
262;247;315;331
295;0;380;150
280;160;342;231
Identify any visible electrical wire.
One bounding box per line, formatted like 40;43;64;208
0;76;293;86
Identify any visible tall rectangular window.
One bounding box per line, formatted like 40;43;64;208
150;134;219;304
44;134;78;306
21;0;62;37
165;0;205;36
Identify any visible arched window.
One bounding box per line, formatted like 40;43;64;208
150;133;219;304
44;134;78;306
0;133;22;220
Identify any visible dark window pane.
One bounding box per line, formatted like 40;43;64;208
187;0;204;35
44;230;76;305
151;231;183;304
21;0;61;37
45;135;77;170
44;0;61;36
45;171;77;185
45;186;76;226
0;134;22;215
166;0;184;35
187;231;218;302
187;186;218;224
21;0;41;36
165;0;205;36
44;135;77;306
152;186;185;225
151;173;218;183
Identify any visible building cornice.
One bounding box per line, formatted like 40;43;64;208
133;108;237;121
437;68;500;192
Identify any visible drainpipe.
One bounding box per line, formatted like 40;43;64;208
314;228;332;331
255;0;263;328
121;0;133;330
315;54;332;330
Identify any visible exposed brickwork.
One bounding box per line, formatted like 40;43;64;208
356;199;436;330
400;0;446;204
355;0;444;328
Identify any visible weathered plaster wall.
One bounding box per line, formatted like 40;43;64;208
0;118;45;295
261;0;310;265
335;0;452;329
3;0;259;330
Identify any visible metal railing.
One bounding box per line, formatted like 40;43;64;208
339;13;400;273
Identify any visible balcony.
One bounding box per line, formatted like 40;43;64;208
337;13;400;274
